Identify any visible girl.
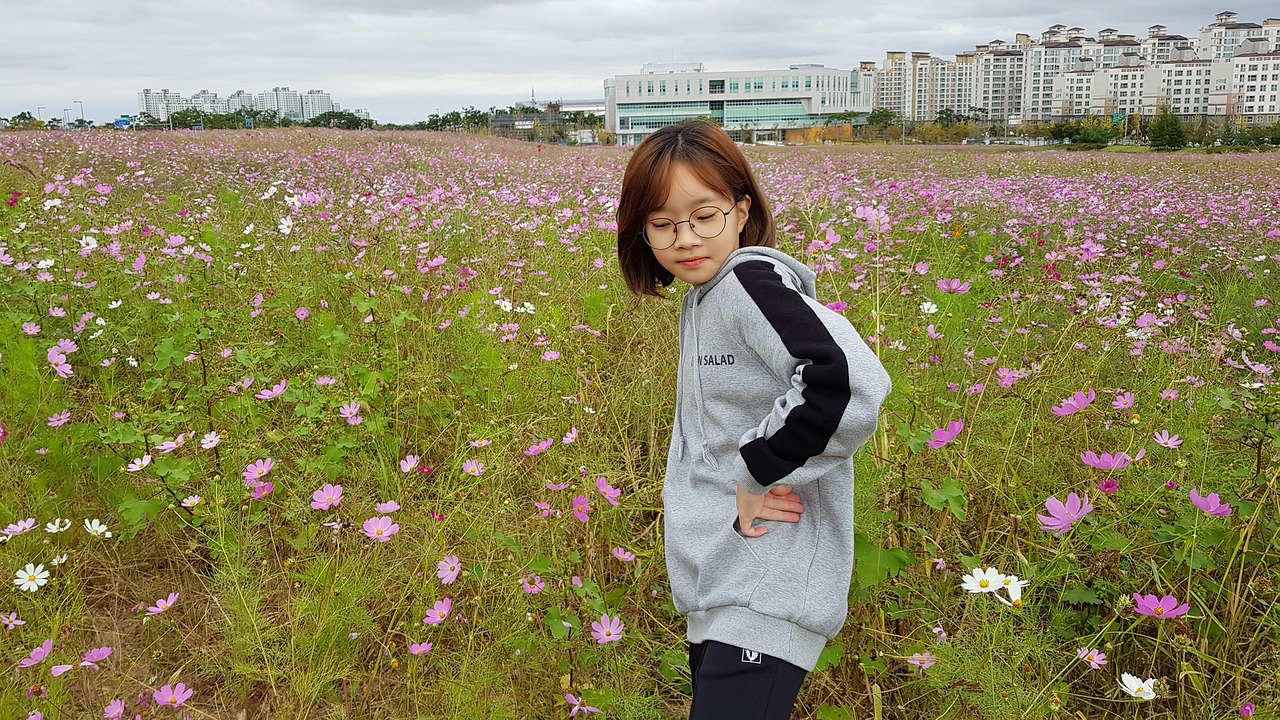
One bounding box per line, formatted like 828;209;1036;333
616;121;892;719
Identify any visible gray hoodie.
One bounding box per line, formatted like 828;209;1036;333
663;246;892;672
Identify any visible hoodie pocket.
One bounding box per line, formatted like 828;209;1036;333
664;484;766;615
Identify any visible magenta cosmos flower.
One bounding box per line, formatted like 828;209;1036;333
1132;593;1190;619
18;639;53;668
254;379;288;400
1190;489;1232;517
147;592;179;616
926;420;964;449
936;278;970;294
243;458;275;484
590;613;624;644
409;642;433;656
52;646;112;676
1076;647;1107;670
362;516;399;542
1037;492;1094;537
1052;389;1095;416
572;495;591;523
1080;448;1145;471
154;682;194;707
311;483;343;510
524;438;554;456
566;693;602;716
437;556;461;584
597;477;621;506
424;598;453;625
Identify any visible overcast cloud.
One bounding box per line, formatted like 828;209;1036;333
3;0;1275;123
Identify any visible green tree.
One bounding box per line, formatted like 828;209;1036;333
6;111;43;130
306;111;374;130
1148;109;1187;150
935;107;968;128
867;108;897;129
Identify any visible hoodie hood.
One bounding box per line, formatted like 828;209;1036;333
694;246;817;303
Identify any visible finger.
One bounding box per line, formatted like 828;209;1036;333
767;485;794;496
755;509;802;523
740;523;768;537
761;497;804;513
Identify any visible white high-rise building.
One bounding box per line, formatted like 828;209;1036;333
137;89;188;120
135;86;354;122
257;87;305;121
302;90;336;120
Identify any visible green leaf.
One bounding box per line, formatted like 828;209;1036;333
117;494;167;537
859;653;887;675
99;423;145;445
1088;528;1135;552
153;337;184;371
813;643;845;672
140;377;166;399
492;532;520;556
816;705;854;720
1061;584;1102;605
546;606;570;640
390;310;419;328
854;531;915;589
528;554;554;574
920;476;967;520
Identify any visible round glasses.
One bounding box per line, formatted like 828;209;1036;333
641;198;742;250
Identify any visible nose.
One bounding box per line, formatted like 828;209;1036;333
672;220;701;246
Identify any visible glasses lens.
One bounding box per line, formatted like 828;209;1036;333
690;207;727;239
643;220;676;249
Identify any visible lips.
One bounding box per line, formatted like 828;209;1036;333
678;257;707;268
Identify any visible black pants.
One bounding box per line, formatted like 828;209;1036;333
688;640;808;720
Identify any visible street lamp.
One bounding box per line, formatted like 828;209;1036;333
74;100;84;121
63;108;71;127
37;106;45;121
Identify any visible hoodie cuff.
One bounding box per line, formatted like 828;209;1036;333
732;450;771;495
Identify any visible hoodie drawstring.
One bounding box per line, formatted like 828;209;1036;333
689;287;720;470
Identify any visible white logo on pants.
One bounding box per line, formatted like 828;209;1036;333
741;649;761;664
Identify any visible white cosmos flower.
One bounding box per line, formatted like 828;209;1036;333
49;554;69;566
15;563;49;592
201;431;221;449
278;216;293;235
995;575;1029;608
181;496;202;508
1118;672;1157;700
127;455;152;472
84;519;112;538
919;300;939;315
243;223;255;234
960;566;1007;594
108;299;123;309
45;518;72;533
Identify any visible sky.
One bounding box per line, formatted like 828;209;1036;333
2;1;1276;124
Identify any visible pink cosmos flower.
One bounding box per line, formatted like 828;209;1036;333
18;639;52;668
546;481;570;491
400;454;420;473
469;438;492;447
596;477;621;506
1241;702;1256;718
4;518;37;536
254;379;287;400
2;611;26;629
1080;448;1145;471
936;278;971;294
1037;492;1094;537
250;481;274;499
0;420;7;446
590;613;624;644
926;420;964;449
295;307;310;321
23;322;42;335
1112;391;1136;410
572;495;591;523
1052;389;1095;416
524;439;554;456
243;458;275;484
566;693;602;716
52;646;112;677
48;410;71;427
1076;647;1107;670
522;575;545;594
612;547;635;562
462;459;484;476
424;598;453;625
153;682;193;707
1190;489;1232;517
562;427;579;444
907;652;937;669
542;351;560;361
1097;480;1119;494
1132;593;1190;619
926;324;944;339
376;500;400;513
316;377;336;386
155;432;188;454
311;484;344;510
409;642;433;656
437;556;461;585
362;516;400;542
146;592;179;616
1160;388;1180;401
104;699;125;720
339;401;361;422
1153;430;1183;449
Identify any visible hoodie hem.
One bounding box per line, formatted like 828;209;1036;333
687;606;827;672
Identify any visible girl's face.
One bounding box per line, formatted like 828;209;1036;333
646;162;750;287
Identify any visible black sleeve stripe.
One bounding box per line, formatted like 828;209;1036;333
732;260;851;486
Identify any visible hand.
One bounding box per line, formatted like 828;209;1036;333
736;484;804;538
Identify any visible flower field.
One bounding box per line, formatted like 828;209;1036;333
1;129;1278;719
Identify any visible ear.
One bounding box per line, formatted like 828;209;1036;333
735;196;751;235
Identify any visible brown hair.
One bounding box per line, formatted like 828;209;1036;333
616;120;776;297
